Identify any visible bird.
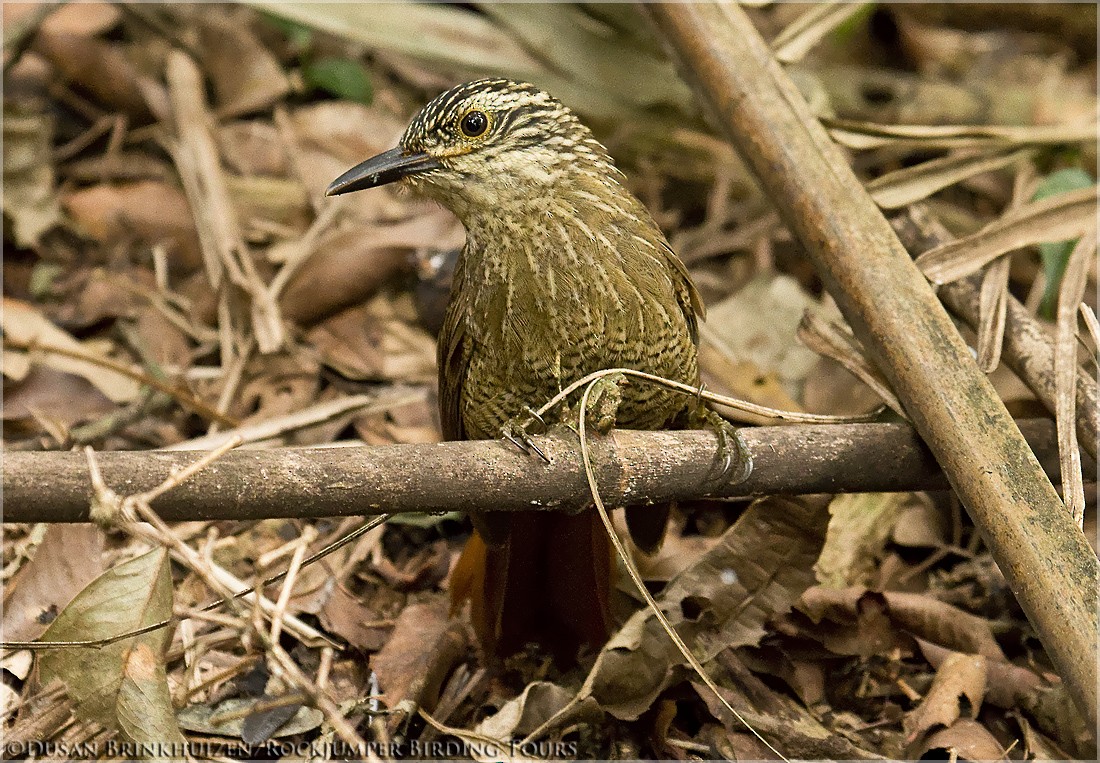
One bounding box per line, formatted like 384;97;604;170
327;78;749;662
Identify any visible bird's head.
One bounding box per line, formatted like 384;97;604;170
326;78;618;218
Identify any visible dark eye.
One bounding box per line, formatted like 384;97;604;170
460;110;489;138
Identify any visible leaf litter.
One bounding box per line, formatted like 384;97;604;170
1;2;1095;760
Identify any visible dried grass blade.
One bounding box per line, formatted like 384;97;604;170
772;1;871;64
868;148;1035;210
976;257;1011;373
825;118;1097;151
1055;228;1096;528
1078;303;1100;359
916;186;1098;284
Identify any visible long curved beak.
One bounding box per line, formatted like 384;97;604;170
325;147;441;196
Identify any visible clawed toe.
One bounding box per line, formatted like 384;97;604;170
716;424;753;483
502;416;551;463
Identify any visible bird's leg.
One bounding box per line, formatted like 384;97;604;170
689;404;753;483
501;406;551;463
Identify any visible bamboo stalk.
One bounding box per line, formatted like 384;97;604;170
642;1;1096;722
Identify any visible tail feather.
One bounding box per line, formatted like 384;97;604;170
450;510;613;662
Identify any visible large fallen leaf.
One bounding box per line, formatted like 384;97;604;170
2;297;141;402
474;681;592;746
2;525;106;643
801;587;1007;661
62;181;203;272
39;548;185;748
581;495;830;720
177;697;322;739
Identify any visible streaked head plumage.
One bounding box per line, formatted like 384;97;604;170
327;79;619;209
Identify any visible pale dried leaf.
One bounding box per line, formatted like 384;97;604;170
39;548;185;748
2;297;141;402
826;118;1097;151
976;257;1010;372
474;681;579;742
915;185;1098;284
914;719;1005;761
904;652;987;742
2;103;61;246
198;14;291;118
702;274;823;402
816;493;908;588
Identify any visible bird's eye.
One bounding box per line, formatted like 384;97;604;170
459;110;489;138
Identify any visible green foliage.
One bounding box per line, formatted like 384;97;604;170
1031;167;1095;319
302;57;373;104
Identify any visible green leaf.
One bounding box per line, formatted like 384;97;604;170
1031;167;1095;319
39;548;184;752
302;57;373;104
259;10;313;50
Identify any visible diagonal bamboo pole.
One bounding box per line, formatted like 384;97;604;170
643;1;1096;722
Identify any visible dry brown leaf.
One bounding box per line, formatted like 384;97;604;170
196;13;291;119
218;120;289;177
62;181;204;272
702;274;822;403
1;524;106;643
801;587;1006;661
371;595;465;711
913;719;1005;761
915;185;1098;284
2;365;116;437
904;652;987;742
474;681;591;744
318;585;391;652
581;495;830;720
33;31;152;121
772;2;872;64
890;495;949;549
279;216;460;325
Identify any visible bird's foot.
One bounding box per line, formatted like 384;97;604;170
501;406;550;463
564;372;625;436
692;407;753;483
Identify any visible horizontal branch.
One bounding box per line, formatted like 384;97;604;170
1;420;1074;524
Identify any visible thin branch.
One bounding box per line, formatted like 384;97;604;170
1;420;1075;525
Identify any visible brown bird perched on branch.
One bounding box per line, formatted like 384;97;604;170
328;78;750;662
